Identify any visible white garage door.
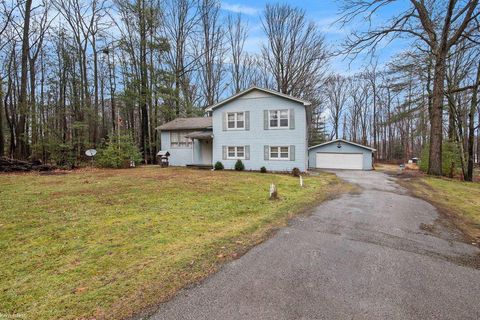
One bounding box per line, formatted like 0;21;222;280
316;152;363;170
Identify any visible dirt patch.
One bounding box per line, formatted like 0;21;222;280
39;171;69;176
419;223;435;232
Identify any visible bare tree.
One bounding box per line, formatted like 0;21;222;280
261;3;328;98
16;0;33;159
226;13;249;94
0;1;17;44
325;75;349;140
27;0;52;155
365;63;380;151
338;0;480;175
0;1;18;157
445;39;480;181
196;0;226;106
163;0;198;116
466;61;479;181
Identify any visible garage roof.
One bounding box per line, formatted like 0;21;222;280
309;139;376;152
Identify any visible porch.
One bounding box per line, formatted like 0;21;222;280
185;131;213;168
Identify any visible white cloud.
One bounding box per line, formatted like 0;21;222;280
222;3;260;16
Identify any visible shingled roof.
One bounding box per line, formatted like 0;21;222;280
156;117;212;131
205;86;311;112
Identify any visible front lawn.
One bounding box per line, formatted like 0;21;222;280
0;167;347;319
406;176;480;242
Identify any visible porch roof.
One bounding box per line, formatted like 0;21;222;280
184;131;213;139
156;117;212;131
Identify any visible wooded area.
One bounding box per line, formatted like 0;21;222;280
0;0;479;179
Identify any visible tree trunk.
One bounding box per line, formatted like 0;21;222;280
428;52;447;176
17;0;33;159
100;73;106;139
92;37;99;146
466;61;480;181
0;80;4;157
139;0;150;163
448;107;455;141
477;109;480;167
5;63;16;157
108;48;116;133
29;57;37;154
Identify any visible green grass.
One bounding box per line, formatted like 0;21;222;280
408;176;480;240
0;166;347;319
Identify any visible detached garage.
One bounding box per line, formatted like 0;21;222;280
308;139;375;170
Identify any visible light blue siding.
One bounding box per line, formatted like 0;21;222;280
212;92;307;171
308;141;373;170
160;131;193;166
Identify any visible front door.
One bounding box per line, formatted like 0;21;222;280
200;140;213;165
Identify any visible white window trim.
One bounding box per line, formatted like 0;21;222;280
268;109;289;129
269;146;290;161
170;131;192;149
227;146;246;160
226;112;245;130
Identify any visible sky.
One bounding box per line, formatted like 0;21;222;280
219;0;412;74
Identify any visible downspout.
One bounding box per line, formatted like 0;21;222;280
191;138;194;164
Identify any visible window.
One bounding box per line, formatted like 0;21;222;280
269;110;289;128
227;112;245;129
170;131;192;148
270;146;290;160
227;146;245;159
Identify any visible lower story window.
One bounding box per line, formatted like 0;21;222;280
270;146;289;160
228;146;245;159
170;131;192;148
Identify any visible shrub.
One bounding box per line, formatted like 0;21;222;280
419;141;461;177
50;142;76;168
260;166;267;173
292;167;301;177
96;134;142;168
214;161;224;170
234;159;245;171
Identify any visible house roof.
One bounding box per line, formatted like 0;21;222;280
156;117;212;131
205;86;311;112
309;139;376;152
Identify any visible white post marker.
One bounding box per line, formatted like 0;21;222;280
269;183;278;200
299;175;304;187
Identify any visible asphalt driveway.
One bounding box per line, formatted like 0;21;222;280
149;171;480;320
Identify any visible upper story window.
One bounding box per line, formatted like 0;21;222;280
227;112;245;130
170;131;192;148
269;109;289;128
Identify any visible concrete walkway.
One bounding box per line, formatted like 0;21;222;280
149;171;480;320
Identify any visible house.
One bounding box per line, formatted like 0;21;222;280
156;117;213;167
156;87;310;171
308;139;375;170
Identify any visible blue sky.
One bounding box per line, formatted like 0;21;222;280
220;0;412;74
